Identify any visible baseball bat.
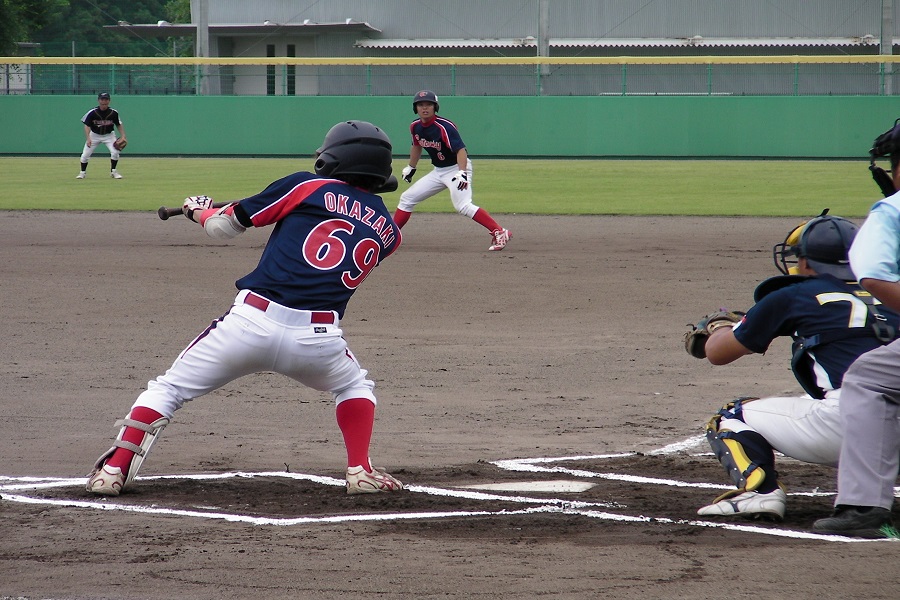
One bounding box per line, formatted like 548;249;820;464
158;175;398;220
157;201;230;221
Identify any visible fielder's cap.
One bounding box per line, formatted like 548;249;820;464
98;92;111;99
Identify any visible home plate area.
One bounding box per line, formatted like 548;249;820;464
2;437;888;543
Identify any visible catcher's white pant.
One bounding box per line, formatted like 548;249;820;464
718;390;843;466
80;131;121;162
397;159;479;218
129;290;376;419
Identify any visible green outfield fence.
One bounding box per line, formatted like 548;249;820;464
2;56;899;157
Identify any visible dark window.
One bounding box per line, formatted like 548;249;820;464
287;44;296;96
266;44;275;96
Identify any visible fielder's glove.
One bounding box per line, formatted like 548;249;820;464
113;138;127;150
452;170;469;190
182;195;214;222
401;165;416;183
684;310;746;359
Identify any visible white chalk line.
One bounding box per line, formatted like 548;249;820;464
1;435;895;542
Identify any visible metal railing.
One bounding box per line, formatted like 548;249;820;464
2;55;899;96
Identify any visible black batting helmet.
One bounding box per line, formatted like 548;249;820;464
314;121;393;187
412;90;439;114
773;209;859;280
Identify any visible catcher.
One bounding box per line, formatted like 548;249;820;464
685;211;899;520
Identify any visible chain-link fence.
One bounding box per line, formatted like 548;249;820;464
2;56;898;96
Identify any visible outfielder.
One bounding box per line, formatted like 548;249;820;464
813;120;900;538
86;120;405;496
685;211;899;521
395;90;511;251
77;92;127;179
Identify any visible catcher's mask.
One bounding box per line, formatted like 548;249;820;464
869;117;900;197
773;209;859;280
412;90;440;114
314;120;393;190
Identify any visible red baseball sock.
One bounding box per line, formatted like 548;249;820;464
104;406;165;473
336;398;375;472
393;209;411;229
472;207;501;232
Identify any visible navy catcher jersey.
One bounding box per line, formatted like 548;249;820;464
733;274;900;395
234;172;401;317
409;116;465;168
81;107;121;135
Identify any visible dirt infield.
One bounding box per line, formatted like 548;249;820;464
2;211;899;599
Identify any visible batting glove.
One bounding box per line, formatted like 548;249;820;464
183;195;214;222
452;170;469;191
401;165;417;183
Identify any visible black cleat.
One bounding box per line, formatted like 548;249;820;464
812;506;895;539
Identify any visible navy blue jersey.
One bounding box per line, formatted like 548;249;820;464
734;274;899;395
81;107;121;135
409;116;465;168
234;172;401;317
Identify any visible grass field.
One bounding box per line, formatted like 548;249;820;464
0;156;884;217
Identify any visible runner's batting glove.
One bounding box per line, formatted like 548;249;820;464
452;170;469;190
182;195;214;222
401;165;416;183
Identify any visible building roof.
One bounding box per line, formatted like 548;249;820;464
354;36;884;49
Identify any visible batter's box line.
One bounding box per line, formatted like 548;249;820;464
0;488;884;543
1;436;896;542
0;470;617;509
489;435;884;500
0;470;623;526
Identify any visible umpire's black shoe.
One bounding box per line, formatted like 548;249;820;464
812;505;895;539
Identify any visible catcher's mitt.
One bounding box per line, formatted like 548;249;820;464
113;138;127;151
684;310;746;359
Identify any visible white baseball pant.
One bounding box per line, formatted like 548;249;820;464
397;160;478;218
718;391;843;466
129;290;376;419
81;131;121;162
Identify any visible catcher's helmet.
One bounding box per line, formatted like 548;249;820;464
773;209;858;280
412;90;439;114
314;120;393;187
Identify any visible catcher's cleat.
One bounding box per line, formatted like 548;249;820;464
812;506;895;539
76;171;86;179
697;487;786;520
488;228;511;251
110;169;123;179
86;464;127;496
346;465;404;494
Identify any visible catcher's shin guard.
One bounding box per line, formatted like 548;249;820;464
90;412;169;490
705;399;774;493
